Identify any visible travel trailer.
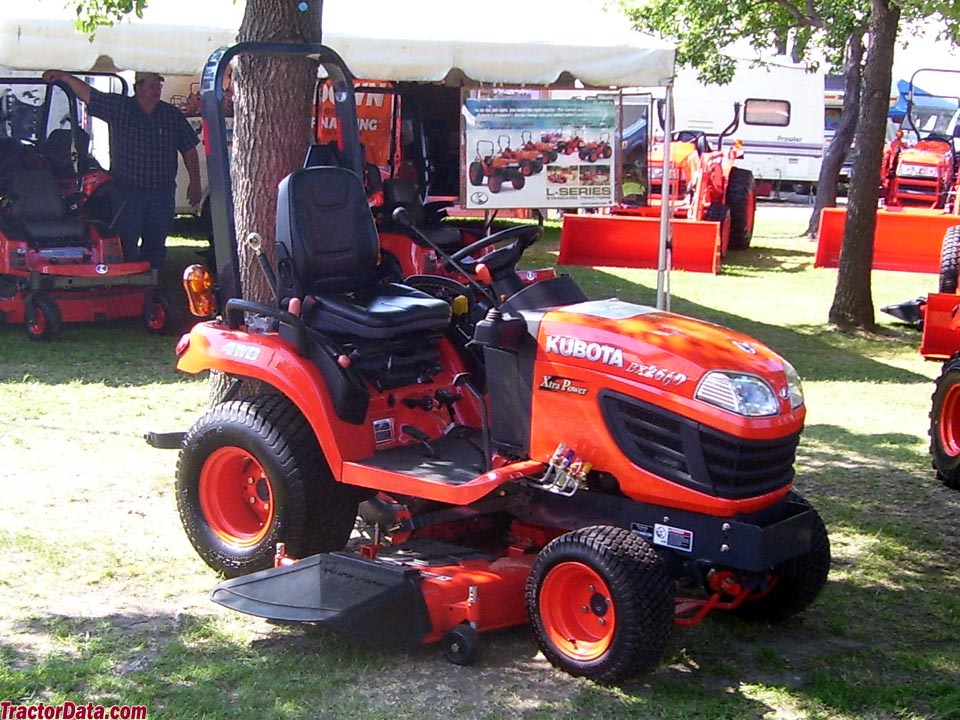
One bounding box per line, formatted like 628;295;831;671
669;60;825;196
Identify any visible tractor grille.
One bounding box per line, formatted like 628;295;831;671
600;390;798;499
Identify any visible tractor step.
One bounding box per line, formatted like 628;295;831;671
210;540;495;643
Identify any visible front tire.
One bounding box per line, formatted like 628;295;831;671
735;493;830;620
526;526;674;683
931;354;960;489
24;293;62;341
176;393;359;577
144;288;174;334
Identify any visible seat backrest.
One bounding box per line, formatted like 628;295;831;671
381;177;425;226
39;128;89;177
276;165;380;300
7;166;67;222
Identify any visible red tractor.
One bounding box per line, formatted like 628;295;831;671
467;139;526;193
520;130;559;164
578;132;613;163
151;42;829;683
0;76;172;340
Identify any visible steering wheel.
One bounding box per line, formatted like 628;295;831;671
673;130;705;143
448;224;543;280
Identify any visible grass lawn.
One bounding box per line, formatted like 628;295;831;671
1;207;958;719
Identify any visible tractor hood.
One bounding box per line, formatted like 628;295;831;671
533;299;803;420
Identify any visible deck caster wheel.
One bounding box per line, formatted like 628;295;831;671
441;623;479;666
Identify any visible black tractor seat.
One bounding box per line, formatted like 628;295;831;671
3;164;87;245
276;165;451;341
379;177;474;250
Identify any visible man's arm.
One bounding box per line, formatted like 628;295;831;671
41;70;92;104
181;145;203;207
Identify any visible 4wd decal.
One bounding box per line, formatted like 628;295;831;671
545;335;624;367
539;375;588;396
222;342;262;362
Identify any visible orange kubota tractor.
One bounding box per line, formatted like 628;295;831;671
560;104;757;274
816;69;960;274
149;42;828;683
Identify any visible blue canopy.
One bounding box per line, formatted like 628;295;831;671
889;79;958;121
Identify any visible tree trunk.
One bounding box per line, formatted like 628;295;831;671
828;0;899;331
207;0;323;405
805;33;864;238
233;0;323;304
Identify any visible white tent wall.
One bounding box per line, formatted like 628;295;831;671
0;0;674;88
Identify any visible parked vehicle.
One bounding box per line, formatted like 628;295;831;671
149;42;830;682
0;76;171;340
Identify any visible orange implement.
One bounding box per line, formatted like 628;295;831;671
920;292;960;360
559;213;721;274
816;206;959;274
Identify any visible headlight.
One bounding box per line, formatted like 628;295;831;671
783;360;804;410
695;371;779;417
897;163;940;179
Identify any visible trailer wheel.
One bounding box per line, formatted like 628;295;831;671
144;288;174;334
468;161;485;187
938;226;960;293
726;167;757;250
735;493;831;620
176;393;359;577
24;293;62;341
930;354;960;490
526;526;673;683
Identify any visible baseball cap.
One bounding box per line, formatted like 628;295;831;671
134;71;165;85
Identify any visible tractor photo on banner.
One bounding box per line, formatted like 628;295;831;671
463;96;618;209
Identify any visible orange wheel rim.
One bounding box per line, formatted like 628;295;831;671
940;383;960;457
147;301;167;331
539;561;616;662
198;446;274;547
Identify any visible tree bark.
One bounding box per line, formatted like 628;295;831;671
208;0;323;405
234;0;323;304
806;32;864;238
828;0;899;331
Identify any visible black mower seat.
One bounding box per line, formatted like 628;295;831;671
276;165;451;340
380;178;466;250
6;166;86;242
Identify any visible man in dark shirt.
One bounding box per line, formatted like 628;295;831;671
42;69;202;269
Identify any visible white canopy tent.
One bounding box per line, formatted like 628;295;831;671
0;0;677;307
0;0;674;87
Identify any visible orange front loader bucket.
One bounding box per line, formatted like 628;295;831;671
816;206;960;274
559;213;721;274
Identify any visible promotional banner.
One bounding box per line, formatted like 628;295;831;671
315;79;395;169
463;97;617;209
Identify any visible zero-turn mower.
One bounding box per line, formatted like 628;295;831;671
0;76;172;340
151;42;829;683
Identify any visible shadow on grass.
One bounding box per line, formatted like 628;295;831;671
721;243;816;276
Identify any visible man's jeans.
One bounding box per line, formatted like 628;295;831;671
112;183;176;270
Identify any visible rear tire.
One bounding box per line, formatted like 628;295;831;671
24;293;62;341
526;526;674;683
930;354;960;490
176;393;359;577
735;493;830;620
468;161;484;187
726;167;757;250
938;226;960;293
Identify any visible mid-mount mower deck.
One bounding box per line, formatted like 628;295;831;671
150;42;830;683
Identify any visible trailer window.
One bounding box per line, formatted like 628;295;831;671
743;98;790;127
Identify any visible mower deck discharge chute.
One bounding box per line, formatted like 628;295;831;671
155;42;829;683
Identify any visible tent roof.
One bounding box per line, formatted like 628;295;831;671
0;0;675;88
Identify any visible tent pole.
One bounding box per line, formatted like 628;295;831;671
656;82;674;311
